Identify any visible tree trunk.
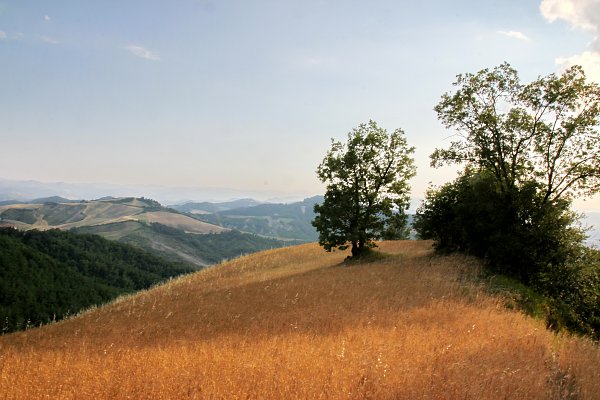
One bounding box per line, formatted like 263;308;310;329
351;241;360;258
351;240;365;258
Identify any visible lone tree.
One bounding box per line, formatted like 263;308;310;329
313;120;416;258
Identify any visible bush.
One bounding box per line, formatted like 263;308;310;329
537;248;600;339
414;169;584;282
414;168;600;338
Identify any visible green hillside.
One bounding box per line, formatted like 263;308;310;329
171;198;262;214
73;221;297;266
190;196;323;241
0;197;309;266
0;227;193;333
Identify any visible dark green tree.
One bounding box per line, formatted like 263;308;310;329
416;63;600;338
313;120;416;258
421;63;600;279
414;168;584;281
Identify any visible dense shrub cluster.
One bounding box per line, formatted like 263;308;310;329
414;169;583;281
538;249;600;339
414;169;599;339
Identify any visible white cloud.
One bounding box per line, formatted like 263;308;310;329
497;30;530;41
44;15;50;21
540;0;600;32
40;35;58;45
541;0;600;51
556;51;600;82
541;0;600;82
122;45;160;61
0;30;6;40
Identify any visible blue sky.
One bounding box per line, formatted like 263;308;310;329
1;0;599;206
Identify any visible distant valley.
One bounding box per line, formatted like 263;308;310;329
170;196;323;242
0;195;322;333
0;196;321;267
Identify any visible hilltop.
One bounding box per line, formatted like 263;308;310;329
1;241;598;399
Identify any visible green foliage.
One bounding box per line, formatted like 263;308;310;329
484;274;549;320
482;250;600;340
138;197;162;208
414;169;584;281
0;228;193;333
313;120;415;257
537;248;600;339
419;62;600;339
432;62;600;202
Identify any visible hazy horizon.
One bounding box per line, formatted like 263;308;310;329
2;0;600;209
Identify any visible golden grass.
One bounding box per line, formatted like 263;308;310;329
1;241;599;399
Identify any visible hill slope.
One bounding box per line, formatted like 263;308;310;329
1;241;599;399
73;221;298;266
171;198;263;214
0;197;293;266
186;196;323;241
0;228;193;333
0;197;224;233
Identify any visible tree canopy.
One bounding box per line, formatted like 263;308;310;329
313;120;415;258
432;62;600;203
416;63;600;338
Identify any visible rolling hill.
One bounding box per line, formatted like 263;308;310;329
0;197;294;266
0;197;222;232
73;221;296;266
177;196;324;242
171;198;263;214
1;241;598;399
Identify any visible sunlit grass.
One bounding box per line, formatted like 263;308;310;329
1;241;598;399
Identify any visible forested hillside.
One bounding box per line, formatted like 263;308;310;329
0;228;193;333
0;197;296;266
74;222;298;266
188;196;323;241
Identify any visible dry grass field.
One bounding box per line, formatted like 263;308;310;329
1;241;599;399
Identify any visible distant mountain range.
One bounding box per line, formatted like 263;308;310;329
0;196;82;206
0;178;310;204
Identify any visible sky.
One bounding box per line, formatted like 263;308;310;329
1;0;600;206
